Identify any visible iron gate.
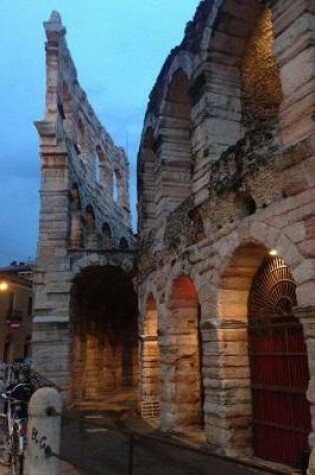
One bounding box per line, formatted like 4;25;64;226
248;256;311;467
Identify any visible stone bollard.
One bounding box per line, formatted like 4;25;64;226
308;449;315;475
24;387;62;475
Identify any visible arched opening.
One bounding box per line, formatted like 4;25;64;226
77;118;88;163
248;256;310;467
240;7;283;131
119;237;129;250
155;69;192;223
217;244;311;465
95;151;101;184
138;127;157;237
102;223;112;249
61;82;74;139
234;192;257;219
112;171;119;202
161;276;204;432
84;205;97;248
194;1;283;172
69;184;83;248
96;145;110;189
139;294;160;419
69;266;138;405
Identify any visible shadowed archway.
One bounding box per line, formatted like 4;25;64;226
69;265;138;404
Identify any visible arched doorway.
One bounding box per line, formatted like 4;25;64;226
70;265;138;405
139;294;160;419
248;255;311;467
161;276;204;431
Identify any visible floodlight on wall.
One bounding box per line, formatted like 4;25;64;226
0;281;8;292
269;249;278;256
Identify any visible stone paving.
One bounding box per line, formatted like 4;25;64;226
60;411;299;475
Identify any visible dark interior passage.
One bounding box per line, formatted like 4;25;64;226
70;265;138;403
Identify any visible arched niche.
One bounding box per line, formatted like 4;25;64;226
137;127;157;237
69;184;83;248
155;69;193;223
102;223;112;249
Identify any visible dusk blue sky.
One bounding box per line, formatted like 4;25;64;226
0;0;199;266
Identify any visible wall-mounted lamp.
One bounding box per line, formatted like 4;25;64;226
0;281;9;292
269;249;278;256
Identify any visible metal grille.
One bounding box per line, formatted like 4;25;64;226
248;256;311;468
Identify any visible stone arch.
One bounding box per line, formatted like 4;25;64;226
212;222;306;294
164;260;204;312
69;183;83;248
139;293;161;419
210;241;311;465
194;0;283;158
71;252;135;277
137;127;157;237
160;271;205;432
164;52;194;94
155;68;193;224
200;0;314;145
69;265;138;404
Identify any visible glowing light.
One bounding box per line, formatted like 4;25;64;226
269;249;278;256
0;281;9;292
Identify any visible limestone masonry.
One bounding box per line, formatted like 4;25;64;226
33;1;315;471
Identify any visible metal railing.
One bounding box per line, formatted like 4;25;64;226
59;412;307;475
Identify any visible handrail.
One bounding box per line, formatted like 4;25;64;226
61;412;301;475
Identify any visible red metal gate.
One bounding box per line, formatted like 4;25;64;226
248;256;311;467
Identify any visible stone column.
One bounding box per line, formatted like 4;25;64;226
296;305;315;472
203;324;252;458
24;387;63;475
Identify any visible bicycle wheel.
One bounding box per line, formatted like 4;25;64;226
11;425;24;475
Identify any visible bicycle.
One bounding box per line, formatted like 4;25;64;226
0;364;33;475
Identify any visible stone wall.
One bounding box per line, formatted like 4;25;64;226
32;12;137;396
137;0;315;467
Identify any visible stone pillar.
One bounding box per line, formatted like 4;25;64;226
70;209;83;248
271;0;315;144
139;336;160;419
296;304;315;472
190;68;242;206
203;324;252;458
24;387;62;475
